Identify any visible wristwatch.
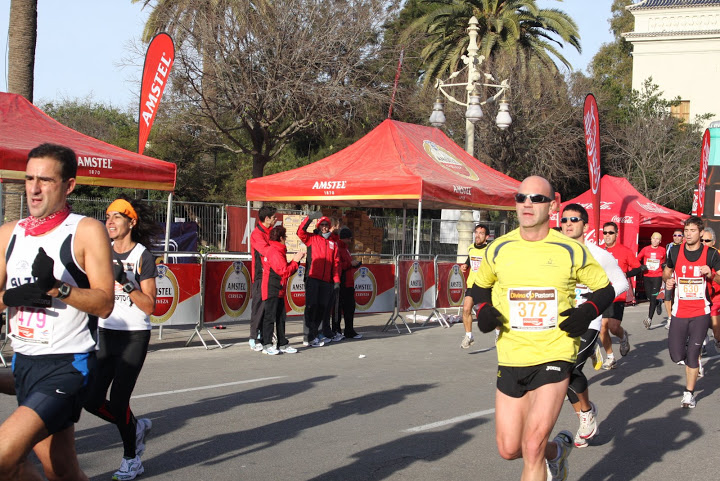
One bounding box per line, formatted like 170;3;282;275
56;282;72;300
123;282;136;294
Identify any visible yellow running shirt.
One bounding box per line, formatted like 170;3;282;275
466;242;488;289
475;228;610;367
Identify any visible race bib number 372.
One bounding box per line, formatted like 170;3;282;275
508;288;558;331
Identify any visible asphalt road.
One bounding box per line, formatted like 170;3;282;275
1;304;719;480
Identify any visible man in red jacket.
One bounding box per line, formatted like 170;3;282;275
298;212;340;347
261;226;305;355
600;222;647;369
249;206;276;352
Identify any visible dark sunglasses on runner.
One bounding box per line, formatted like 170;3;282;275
602;231;616;235
702;238;713;243
514;193;553;204
560;216;583;224
673;234;683;237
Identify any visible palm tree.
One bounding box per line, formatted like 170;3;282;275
401;0;580;88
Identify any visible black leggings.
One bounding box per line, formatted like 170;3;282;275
85;328;150;458
668;315;711;369
567;329;599;405
644;276;663;319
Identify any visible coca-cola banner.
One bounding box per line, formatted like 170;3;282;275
397;259;436;311
138;33;175;155
583;94;602;244
151;263;201;326
698;129;711;217
436;262;466;308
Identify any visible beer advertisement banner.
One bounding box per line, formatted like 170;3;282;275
138;32;174;155
285;264;396;316
397;259;436;311
203;260;252;324
436;262;467;308
151;263;201;326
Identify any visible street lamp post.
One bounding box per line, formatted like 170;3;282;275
429;16;512;261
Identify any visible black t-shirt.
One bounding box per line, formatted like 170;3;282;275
666;244;720;272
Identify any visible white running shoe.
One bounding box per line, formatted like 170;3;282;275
460;335;474;349
280;345;298;354
681;390;696;409
303;338;325;347
112;455;144;481
135;418;152;457
665;318;671;330
619;331;630;356
602;357;617;370
577;402;598;440
546;430;573;480
643;317;652;329
332;332;344;342
252;343;264;352
262;345;280;355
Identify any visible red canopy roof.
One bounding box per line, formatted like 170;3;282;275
246;119;519;210
0;92;176;191
555;175;688;252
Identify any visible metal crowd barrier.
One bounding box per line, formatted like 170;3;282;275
384;254;440;334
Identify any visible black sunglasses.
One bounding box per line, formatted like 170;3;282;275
702;239;713;243
673;234;683;237
561;216;583;224
602;231;617;235
514;193;553;204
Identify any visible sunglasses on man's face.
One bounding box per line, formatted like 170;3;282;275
702;238;713;243
673;234;683;237
560;216;583;224
602;231;616;235
514;193;553;204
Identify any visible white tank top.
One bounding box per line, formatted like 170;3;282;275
6;213;97;355
100;243;152;331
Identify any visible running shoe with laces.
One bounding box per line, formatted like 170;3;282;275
252;343;264;352
318;334;331;344
681;390;696;409
332;332;344;342
546;430;573;481
280;345;298;354
349;332;363;339
303;338;325;347
619;331;630;356
665;318;671;330
643;317;652;329
656;303;662;315
602;357;617;370
262;345;280;355
112;455;144;481
460;335;474;349
135;418;152;457
577;402;598;440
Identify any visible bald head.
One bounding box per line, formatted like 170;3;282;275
518;176;553;198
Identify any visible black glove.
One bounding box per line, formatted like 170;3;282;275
3;283;52;308
476;303;503;333
640;265;649;274
559;303;599;337
113;262;128;284
32;248;56;291
308;211;323;221
334;282;340;290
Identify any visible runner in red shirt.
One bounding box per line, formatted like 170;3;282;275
638;232;666;329
600;222;647;369
664;216;720;408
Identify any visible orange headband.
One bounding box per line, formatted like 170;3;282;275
107;199;138;220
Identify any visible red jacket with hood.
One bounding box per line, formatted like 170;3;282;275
261;240;299;300
297;216;340;283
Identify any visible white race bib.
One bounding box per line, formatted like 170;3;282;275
677;277;705;300
508;287;558;331
646;259;660;271
9;306;53;345
469;256;483;272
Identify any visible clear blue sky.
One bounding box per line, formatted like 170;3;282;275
1;0;616;111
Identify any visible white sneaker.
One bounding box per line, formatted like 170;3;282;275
546;430;573;480
332;332;344;342
619;331;630;356
303;338;324;347
112;455;144;481
460;335;474;349
665;318;671;330
681;390;696;409
262;345;280;355
351;333;363;339
135;418;152;457
252;343;264;352
601;357;616;370
576;402;598;441
280;345;298;354
643;317;652;329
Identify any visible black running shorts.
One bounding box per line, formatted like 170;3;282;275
496;361;573;398
603;301;625;321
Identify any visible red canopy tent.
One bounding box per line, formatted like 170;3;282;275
246;119;520;254
554;175;688;253
0;92;176;190
246;119;519;210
